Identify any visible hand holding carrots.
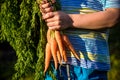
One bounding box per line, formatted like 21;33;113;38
39;0;73;30
39;0;80;74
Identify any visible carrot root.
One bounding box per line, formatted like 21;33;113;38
62;34;80;61
57;49;62;64
55;30;64;60
44;43;52;74
50;37;58;70
44;30;80;73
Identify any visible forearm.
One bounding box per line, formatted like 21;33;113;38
69;8;120;29
40;1;120;30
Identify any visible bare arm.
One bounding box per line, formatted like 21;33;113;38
40;1;120;30
69;8;120;29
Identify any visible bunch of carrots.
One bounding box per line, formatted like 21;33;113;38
44;29;80;74
38;0;80;74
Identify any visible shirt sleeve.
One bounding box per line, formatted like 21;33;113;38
103;0;120;9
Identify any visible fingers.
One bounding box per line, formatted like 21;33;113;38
42;12;63;30
51;0;56;3
42;12;54;19
41;0;56;4
48;25;61;30
47;21;61;28
39;0;61;30
39;0;54;13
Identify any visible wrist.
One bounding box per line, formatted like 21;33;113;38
68;14;79;29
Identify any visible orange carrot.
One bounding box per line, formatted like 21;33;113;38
62;46;68;62
50;36;58;70
44;43;52;74
62;34;80;61
56;49;61;64
47;29;51;43
55;31;64;61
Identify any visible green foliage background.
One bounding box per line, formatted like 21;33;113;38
108;23;120;80
0;0;120;80
0;0;47;80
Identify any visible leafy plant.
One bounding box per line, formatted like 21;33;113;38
0;0;61;79
0;0;46;79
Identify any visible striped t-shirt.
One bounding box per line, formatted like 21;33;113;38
59;0;120;71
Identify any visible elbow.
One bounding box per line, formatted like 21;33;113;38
105;8;120;28
107;18;120;28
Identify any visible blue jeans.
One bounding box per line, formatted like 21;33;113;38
45;63;108;80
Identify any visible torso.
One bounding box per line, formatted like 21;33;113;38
59;0;110;71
